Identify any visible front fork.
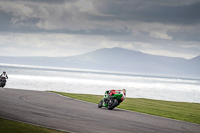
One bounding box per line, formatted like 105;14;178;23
103;98;108;107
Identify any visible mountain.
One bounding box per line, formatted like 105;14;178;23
190;55;200;65
0;47;199;78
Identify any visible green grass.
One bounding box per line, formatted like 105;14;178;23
51;91;200;124
0;118;67;133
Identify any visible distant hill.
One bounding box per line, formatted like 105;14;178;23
0;47;199;78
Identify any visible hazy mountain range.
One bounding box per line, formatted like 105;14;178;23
0;47;200;78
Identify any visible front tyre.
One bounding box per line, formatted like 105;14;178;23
2;84;5;88
107;99;118;110
0;83;5;88
98;100;103;108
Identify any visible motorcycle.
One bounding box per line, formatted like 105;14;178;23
0;77;7;87
98;89;126;110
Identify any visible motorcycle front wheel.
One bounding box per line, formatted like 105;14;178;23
2;84;5;87
98;100;103;108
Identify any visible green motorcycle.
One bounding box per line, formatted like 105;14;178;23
98;89;126;110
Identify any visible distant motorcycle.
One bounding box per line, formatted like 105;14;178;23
98;89;126;110
0;77;7;87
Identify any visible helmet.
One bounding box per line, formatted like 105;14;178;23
3;71;6;73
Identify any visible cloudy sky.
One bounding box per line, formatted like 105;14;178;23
0;0;200;59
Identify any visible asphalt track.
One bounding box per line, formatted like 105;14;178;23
0;88;200;133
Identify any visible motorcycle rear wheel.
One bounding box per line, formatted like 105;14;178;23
108;99;118;110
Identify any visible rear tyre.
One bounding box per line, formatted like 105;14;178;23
107;99;118;110
98;100;103;108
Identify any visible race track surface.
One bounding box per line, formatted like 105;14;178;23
0;88;199;133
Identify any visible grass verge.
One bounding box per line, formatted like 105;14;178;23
51;91;200;124
0;118;67;133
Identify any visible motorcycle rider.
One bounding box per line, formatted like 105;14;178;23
0;71;8;79
106;89;126;96
104;89;126;103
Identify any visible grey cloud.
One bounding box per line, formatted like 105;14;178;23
0;0;70;4
0;0;200;44
140;2;200;25
93;0;200;25
0;10;12;31
169;30;200;42
0;9;40;33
